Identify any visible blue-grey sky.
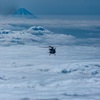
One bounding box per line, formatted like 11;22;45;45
0;0;100;15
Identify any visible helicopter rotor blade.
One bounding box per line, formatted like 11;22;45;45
38;45;60;48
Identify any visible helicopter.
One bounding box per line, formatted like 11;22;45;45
48;46;56;55
40;46;56;55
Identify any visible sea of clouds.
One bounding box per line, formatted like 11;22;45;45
0;16;100;46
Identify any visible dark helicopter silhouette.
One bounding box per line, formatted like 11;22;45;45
39;46;56;55
49;46;56;55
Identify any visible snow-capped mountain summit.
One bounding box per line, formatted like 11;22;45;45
10;8;37;19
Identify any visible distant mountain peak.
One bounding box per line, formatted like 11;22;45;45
12;8;33;15
10;8;37;19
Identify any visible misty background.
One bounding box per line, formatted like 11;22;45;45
0;0;100;15
0;0;100;46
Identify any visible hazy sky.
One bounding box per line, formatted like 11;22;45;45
0;0;100;15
